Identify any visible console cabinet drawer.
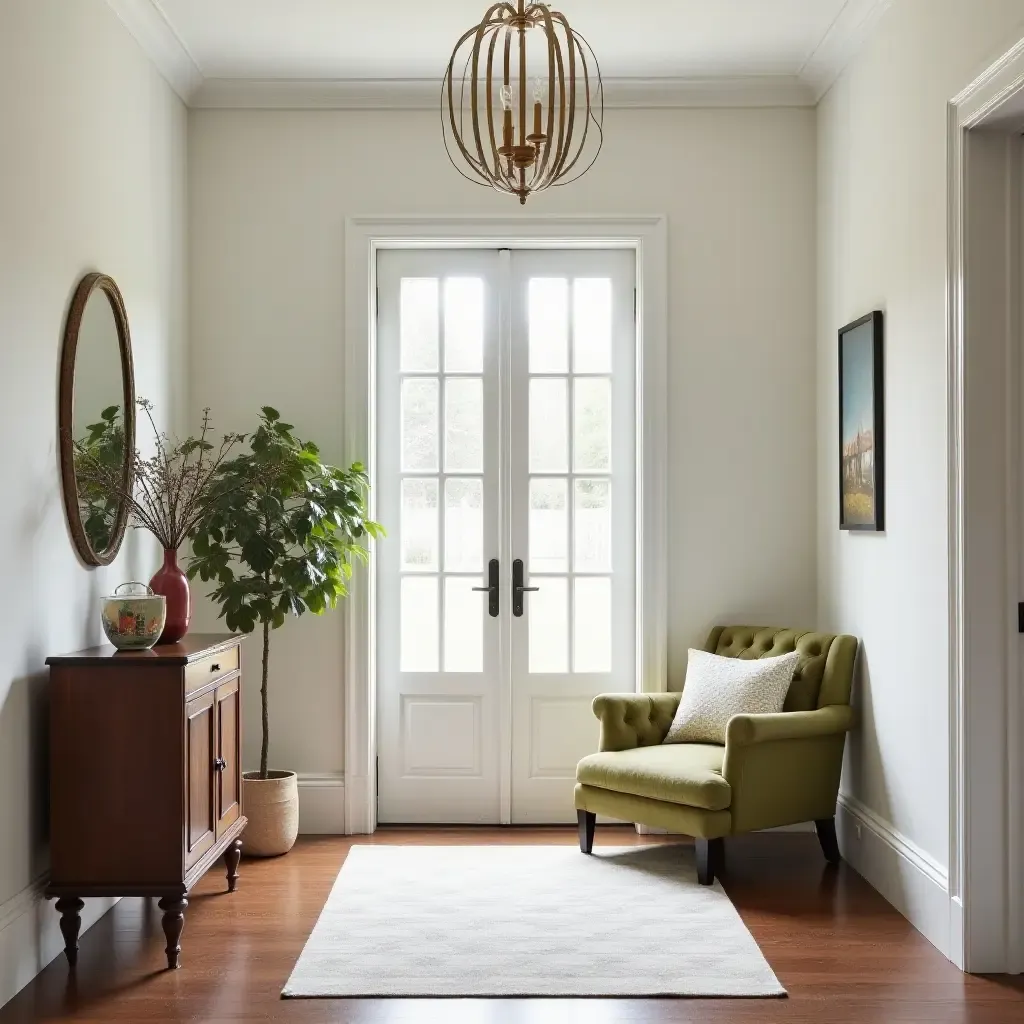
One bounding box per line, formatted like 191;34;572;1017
185;645;239;695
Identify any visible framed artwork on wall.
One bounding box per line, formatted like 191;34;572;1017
838;311;884;532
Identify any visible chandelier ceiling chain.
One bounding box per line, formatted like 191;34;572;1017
442;1;604;205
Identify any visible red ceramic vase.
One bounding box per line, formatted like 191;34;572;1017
150;547;190;644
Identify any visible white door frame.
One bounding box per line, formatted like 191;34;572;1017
947;38;1024;972
342;215;669;835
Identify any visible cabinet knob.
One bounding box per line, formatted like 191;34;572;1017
210;663;221;673
214;757;227;772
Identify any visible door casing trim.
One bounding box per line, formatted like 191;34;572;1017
342;215;669;834
947;36;1024;971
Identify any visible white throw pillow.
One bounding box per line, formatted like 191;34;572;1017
663;648;800;745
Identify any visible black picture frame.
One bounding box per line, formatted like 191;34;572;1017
838;311;884;532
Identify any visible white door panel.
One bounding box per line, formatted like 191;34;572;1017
509;249;636;823
376;247;635;824
377;250;502;823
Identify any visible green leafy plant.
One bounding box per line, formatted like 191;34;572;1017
188;407;382;779
73;404;126;553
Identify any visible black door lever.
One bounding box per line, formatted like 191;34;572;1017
512;558;539;617
472;558;500;617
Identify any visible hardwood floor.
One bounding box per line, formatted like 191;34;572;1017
2;827;1023;1023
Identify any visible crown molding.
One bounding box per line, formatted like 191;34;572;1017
799;0;893;101
105;0;889;112
191;75;815;111
105;0;202;102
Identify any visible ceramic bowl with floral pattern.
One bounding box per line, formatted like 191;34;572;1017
101;583;166;650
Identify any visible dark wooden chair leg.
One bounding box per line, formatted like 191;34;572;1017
224;839;242;892
158;896;188;970
577;810;596;854
55;897;85;968
815;817;841;864
695;838;724;885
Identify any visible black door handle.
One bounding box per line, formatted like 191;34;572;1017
512;558;539;617
472;558;499;617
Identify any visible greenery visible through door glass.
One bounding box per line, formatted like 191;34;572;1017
574;479;611;572
401;478;439;570
402;378;440;472
573;377;611;472
529;477;568;573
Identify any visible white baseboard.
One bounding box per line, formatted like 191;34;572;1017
837;792;953;960
297;772;346;834
0;874;117;1011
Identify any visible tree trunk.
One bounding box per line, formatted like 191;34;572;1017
260;616;270;779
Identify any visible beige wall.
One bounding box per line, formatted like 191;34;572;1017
817;0;1024;875
0;0;187;1004
188;105;819;780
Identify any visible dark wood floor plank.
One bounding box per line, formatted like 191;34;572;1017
1;828;1022;1022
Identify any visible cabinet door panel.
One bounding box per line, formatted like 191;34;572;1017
185;691;217;868
215;676;241;836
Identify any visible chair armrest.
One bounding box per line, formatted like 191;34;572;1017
725;704;852;749
591;693;681;751
722;705;854;833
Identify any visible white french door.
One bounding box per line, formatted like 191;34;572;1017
376;247;635;824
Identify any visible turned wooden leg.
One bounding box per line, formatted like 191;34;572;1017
55;897;85;968
815;816;841;865
224;839;242;892
577;810;596;854
158;896;188;970
695;838;724;886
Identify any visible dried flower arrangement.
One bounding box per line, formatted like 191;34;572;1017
72;399;245;551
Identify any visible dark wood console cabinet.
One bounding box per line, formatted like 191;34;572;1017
45;634;247;970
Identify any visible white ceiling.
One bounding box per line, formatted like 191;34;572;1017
107;0;892;108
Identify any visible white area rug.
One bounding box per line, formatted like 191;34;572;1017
283;845;785;998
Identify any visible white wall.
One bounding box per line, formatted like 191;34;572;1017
188;106;818;786
0;0;187;1005
817;0;1024;953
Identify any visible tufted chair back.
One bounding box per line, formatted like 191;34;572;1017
696;626;858;712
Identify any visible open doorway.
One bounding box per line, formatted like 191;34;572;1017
948;42;1024;972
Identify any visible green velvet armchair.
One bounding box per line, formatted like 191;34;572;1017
575;626;858;885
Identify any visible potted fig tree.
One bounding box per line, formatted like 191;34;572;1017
188;407;380;856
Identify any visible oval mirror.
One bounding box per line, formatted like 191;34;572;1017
58;273;136;566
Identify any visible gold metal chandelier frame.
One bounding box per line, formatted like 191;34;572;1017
442;1;604;204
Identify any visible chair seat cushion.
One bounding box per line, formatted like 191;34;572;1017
576;743;731;811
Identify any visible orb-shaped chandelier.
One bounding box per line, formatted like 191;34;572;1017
442;1;603;205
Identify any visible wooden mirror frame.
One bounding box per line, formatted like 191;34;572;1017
58;273;136;567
